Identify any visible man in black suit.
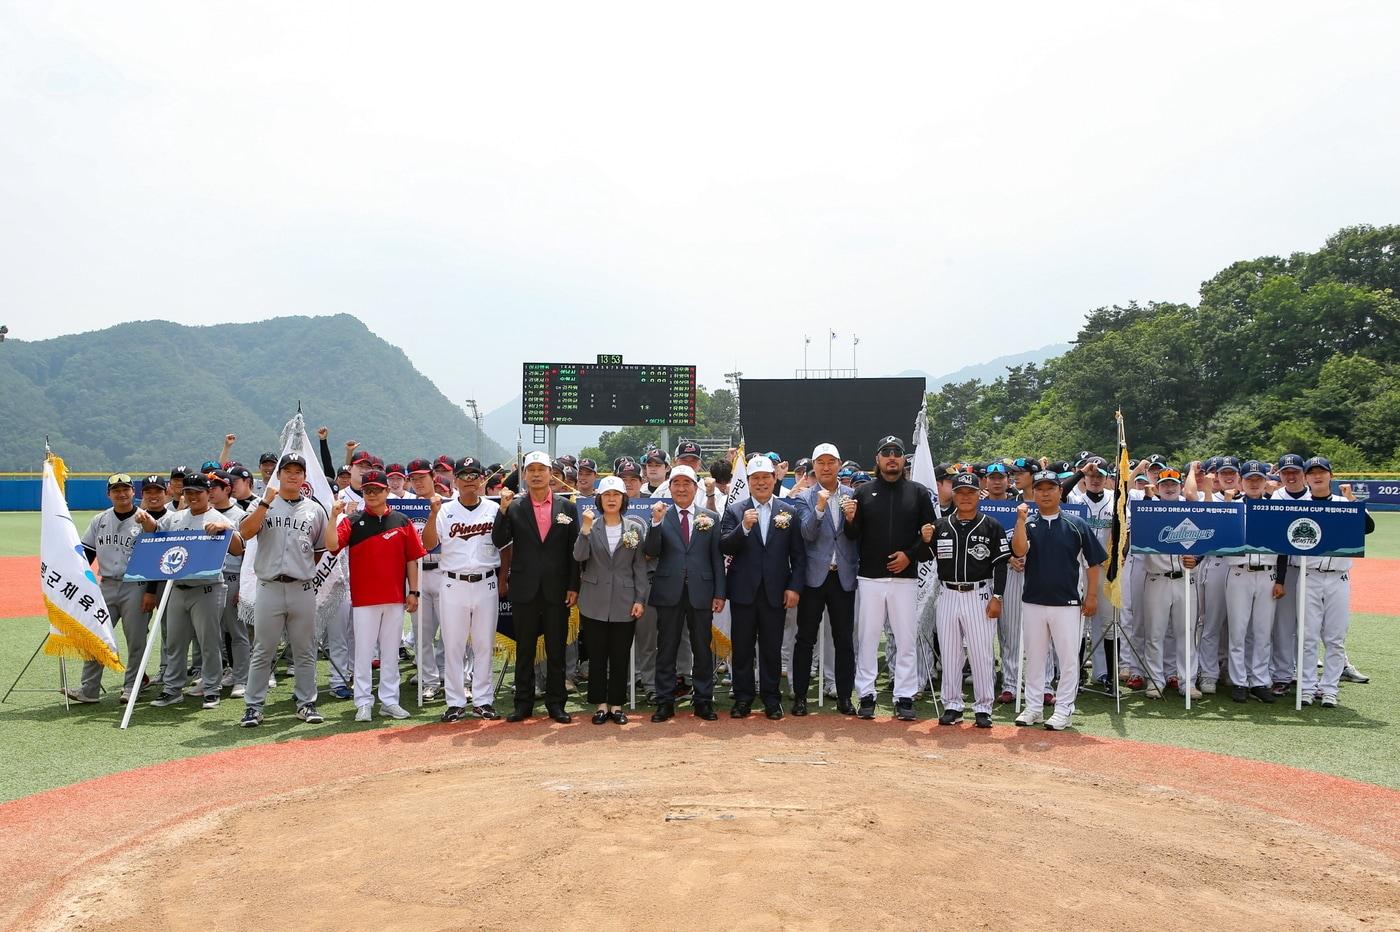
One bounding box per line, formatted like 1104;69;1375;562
720;455;806;719
644;464;726;722
492;451;580;723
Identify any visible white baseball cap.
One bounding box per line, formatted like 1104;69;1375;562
596;476;626;495
811;443;841;461
747;455;775;475
669;464;699;484
523;451;551;467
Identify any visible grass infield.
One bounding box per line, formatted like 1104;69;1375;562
0;512;1396;802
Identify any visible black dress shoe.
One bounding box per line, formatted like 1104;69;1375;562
838;699;856;715
765;706;784;721
651;702;675;723
857;695;876;719
506;706;532;723
791;698;808;716
592;709;610;725
730;701;752;719
694;700;718;721
547;707;573;724
611;709;629;725
974;712;992;728
938;708;964;726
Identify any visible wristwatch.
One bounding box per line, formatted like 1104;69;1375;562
408;590;421;597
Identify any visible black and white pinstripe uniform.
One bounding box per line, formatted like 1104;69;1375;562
933;512;1011;713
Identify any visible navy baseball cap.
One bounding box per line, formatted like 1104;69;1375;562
141;474;167;490
875;436;905;455
1241;459;1268;478
1031;470;1060;487
1204;456;1221;473
277;453;309;472
675;440;703;460
951;473;980;491
851;471;872;483
259;451;278;464
1277;453;1305;471
1304;456;1333;473
1217;456;1242;473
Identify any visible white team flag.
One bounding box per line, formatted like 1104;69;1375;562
39;452;122;670
238;413;339;623
911;405;938;615
710;445;747;657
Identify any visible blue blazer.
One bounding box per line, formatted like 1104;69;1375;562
643;504;726;609
793;484;859;591
719;497;807;608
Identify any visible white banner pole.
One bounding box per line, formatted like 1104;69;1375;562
120;581;173;730
1183;570;1193;710
1295;557;1308;711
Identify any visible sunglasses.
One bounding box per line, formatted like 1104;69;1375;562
877;447;903;457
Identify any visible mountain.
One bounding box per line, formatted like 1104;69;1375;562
482;396;626;455
894;343;1071;389
0;315;510;472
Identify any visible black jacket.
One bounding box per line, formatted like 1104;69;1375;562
843;474;936;579
491;493;581;603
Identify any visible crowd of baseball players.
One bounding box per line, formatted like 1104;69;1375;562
66;429;1376;733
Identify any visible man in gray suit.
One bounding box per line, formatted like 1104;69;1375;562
644;465;726;722
792;443;860;715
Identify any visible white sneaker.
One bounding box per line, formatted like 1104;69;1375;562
824;685;838;699
230;684;246;698
1044;710;1072;731
355;704;373;722
1145;686;1163;699
1014;708;1043;727
1200;679;1217;695
182;682;203;696
381;703;411;720
1184;686;1203;700
268;674;277;689
220;668;235;688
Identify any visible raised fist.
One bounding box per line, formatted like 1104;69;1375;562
345;440;358;451
429;493;443;510
742;508;759;530
499;488;514;511
1016;502;1030;521
582;507;596;531
317;427;329;440
920;523;934;543
816;487;831;511
841;497;857;521
331;499;346;517
225;433;237;444
651;501;668;524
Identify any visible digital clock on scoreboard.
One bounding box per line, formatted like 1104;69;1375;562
522;362;697;426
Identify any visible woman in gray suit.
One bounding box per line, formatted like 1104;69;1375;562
573;476;650;724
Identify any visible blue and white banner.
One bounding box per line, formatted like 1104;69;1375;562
573;496;662;520
124;530;231;583
388;498;432;521
1341;480;1400;507
1128;500;1246;556
977;500;1088;528
1243;499;1366;558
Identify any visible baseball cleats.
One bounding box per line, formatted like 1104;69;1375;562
441;706;466;723
61;688;99;704
201;694;220;710
1043;692;1055;706
421;686;440;702
894;698;916;721
1270;681;1289;696
330;685;352;700
473;705;500;720
221;668;235;688
1181;686;1203;701
974;712;993;729
1341;664;1370;684
1166;676;1180;691
1231;686;1249;703
1144;686;1163;700
1320;695;1338;708
1250;685;1276;703
1200;679;1217;695
1014;708;1043;727
296;703;324;724
857;695;876;719
1044;710;1072;731
1126;675;1146;690
381;703;412;720
230;684;247;699
997;690;1015;705
239;707;263;728
938;708;964;726
354;704;373;722
182;682;203;696
150;690;184;707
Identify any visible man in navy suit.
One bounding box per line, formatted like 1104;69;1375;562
720;455;807;719
792;443;859;715
644;464;726;722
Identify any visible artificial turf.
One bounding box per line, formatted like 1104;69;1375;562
1;513;1397;802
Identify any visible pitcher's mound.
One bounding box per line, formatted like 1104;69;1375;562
50;736;1399;930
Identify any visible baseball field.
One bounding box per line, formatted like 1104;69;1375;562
2;512;1398;929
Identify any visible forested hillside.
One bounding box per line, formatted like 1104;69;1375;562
924;225;1400;469
0;315;508;471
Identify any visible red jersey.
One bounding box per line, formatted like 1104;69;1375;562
337;508;427;607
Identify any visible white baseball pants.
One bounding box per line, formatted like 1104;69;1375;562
1144;572;1195;693
855;576;918;700
1225;566;1275;688
440;574;499;708
1300;570;1350;698
1021;603;1082;716
353;603;405;709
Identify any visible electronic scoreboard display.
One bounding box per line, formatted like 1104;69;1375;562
522;361;697;426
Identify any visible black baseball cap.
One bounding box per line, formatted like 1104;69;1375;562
227;466;253;482
351;450;373;466
616;459;642;478
1031;470;1060;487
182;473;211;491
876;436;905;455
951;473;980;491
386;463;407;478
557;454;578;467
793;457;812;473
259;451;278;464
675;440;702;460
643;449;669;465
169;465;190;481
360;469;389;489
278;453;309;472
433;455;454;471
206;469;231;487
577;458;598;473
141;474;167;490
337;465;352;478
454;456;485;478
934;463;955;482
407;458;433;475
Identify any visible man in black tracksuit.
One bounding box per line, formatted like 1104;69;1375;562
843;435;937;720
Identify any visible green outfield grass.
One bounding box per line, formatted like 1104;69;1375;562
1;512;1397;802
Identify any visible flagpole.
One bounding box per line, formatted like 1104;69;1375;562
120;581;173;730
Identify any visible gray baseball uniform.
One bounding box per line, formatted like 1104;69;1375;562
243;495;328;711
214;503;249;687
77;507;150;698
155;508;232;698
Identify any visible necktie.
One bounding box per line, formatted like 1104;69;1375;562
680;507;690;546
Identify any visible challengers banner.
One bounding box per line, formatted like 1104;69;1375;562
1128;500;1246;555
38;453;122;671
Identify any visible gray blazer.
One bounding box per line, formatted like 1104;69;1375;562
572;516;651;623
794;483;859;591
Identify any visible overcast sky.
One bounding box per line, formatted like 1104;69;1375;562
4;2;1398;412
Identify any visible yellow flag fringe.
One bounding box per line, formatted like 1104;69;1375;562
43;598;124;671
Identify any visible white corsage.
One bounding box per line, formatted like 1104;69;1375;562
621;528;641;549
831;493;849;509
773;511;792;529
556;513;573;525
694;514;715;531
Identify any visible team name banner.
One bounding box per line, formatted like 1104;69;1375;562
1343;481;1400;507
123;531;231;582
388;498;432;521
977;500;1089;527
1242;499;1366;558
573;496;663;519
1128;500;1246;556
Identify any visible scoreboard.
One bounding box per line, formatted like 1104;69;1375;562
522;361;697;426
